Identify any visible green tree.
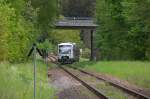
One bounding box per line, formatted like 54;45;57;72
0;2;13;61
30;0;57;40
0;0;40;62
61;0;96;17
96;0;150;60
125;0;150;60
50;29;81;45
96;0;128;60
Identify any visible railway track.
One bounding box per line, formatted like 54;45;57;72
47;55;149;99
59;66;109;99
47;54;58;63
64;65;150;99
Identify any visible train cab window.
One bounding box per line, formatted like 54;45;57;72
59;45;72;54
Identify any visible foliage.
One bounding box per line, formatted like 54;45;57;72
61;0;95;17
0;2;12;61
50;29;82;45
0;1;39;62
1;0;149;62
30;0;57;40
96;0;150;60
81;48;91;58
0;0;57;62
37;39;54;52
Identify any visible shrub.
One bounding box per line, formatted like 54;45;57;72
0;1;39;62
81;48;91;58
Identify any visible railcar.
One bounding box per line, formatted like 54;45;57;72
58;42;80;64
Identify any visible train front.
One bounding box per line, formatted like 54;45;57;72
58;43;73;64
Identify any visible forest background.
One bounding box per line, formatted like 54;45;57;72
0;0;150;62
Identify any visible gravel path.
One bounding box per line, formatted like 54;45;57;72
48;67;100;99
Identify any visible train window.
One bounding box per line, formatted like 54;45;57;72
59;49;71;54
59;45;71;47
59;45;72;54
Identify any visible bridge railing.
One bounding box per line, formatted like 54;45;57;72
54;17;98;27
57;17;94;20
65;17;93;20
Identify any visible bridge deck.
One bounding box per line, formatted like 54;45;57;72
55;18;98;29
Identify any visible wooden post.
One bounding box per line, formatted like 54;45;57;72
90;30;94;61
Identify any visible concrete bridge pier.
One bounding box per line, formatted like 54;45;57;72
81;29;96;61
90;30;94;61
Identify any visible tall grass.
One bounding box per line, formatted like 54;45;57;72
75;61;150;88
0;61;56;99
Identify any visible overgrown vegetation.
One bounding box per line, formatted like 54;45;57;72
2;0;149;62
96;0;150;60
0;0;57;62
0;60;56;99
60;0;95;17
51;29;82;45
75;61;150;88
0;1;36;62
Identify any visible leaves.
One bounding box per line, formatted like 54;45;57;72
50;29;81;45
0;1;40;62
61;0;95;17
96;0;150;60
0;0;58;62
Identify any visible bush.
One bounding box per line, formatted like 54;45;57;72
7;16;36;62
0;1;39;62
81;48;91;58
37;39;54;52
0;3;15;61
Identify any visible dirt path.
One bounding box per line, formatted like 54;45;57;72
48;67;100;99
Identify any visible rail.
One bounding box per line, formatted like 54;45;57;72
68;66;150;99
59;66;109;99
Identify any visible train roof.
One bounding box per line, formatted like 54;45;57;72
58;42;76;46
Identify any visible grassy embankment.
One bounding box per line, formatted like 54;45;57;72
74;60;150;89
0;60;57;99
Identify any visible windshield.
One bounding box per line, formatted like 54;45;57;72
59;45;71;54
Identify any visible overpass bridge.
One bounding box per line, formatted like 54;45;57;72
54;17;98;61
55;17;98;29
